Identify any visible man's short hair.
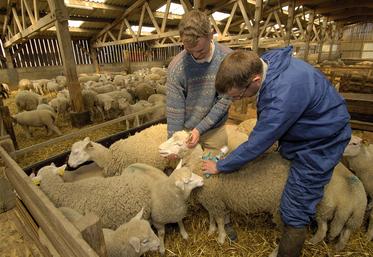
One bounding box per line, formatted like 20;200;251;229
215;50;263;94
179;10;212;47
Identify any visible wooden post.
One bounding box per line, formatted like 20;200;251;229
285;0;295;45
90;42;100;73
252;0;262;53
0;99;18;150
303;11;315;62
74;213;107;257
4;48;19;88
328;23;336;60
48;0;90;127
317;17;327;63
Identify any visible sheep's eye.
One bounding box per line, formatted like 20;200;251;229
142;239;149;244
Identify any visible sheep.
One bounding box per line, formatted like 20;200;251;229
124;163;204;254
82;89;105;121
15;90;48;112
113;75;126;88
150;67;167;77
237;118;257;134
36;103;56;115
106;89;134;104
57;89;70;99
31;81;45;95
119;100;153;128
96;93;119;120
46;80;64;94
37;162;203;254
158;131;367;250
67;124;171;176
308;162;367;251
56;75;67;87
343;135;373;241
78;75;100;83
18;79;32;91
148;94;166;105
12;109;62;137
49;96;71;119
155;83;167;95
135;82;155;100
91;84;116;94
59;207;160;257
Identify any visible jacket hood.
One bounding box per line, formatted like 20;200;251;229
261;46;293;84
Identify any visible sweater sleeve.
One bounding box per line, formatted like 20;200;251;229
166;65;186;138
195;94;231;135
217;81;311;173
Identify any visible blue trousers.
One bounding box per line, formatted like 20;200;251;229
279;125;352;227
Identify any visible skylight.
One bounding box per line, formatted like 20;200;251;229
129;26;156;35
212;11;230;21
282;6;288;13
157;3;185;15
68;20;84;28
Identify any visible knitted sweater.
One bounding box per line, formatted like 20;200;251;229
166;42;232;137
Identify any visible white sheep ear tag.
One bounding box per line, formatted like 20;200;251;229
31;175;42;186
54;164;66;176
176;159;183;169
129;237;141;253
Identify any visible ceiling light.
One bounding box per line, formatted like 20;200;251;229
212;11;230;21
157;3;185;15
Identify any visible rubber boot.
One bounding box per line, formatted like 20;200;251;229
277;225;307;257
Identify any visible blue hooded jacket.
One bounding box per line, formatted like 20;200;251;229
217;46;350;172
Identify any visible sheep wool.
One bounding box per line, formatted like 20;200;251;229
38;165;152;230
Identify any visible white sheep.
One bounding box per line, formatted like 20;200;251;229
134;82;155;100
67;124;171;176
15;90;47;112
59;207;160;257
81;89;105;121
78;75;100;83
12;109;62;137
91;84;116;94
148;94;166;104
343;135;373;241
119;100;153;128
36;103;56;115
158;131;367;251
37;163;202;255
96;93;119;120
47;80;64;94
56;75;67;87
124;163;204;254
49;96;71;119
18;79;32;91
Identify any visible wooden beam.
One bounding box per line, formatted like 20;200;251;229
93;30;179;47
180;0;192;12
252;0;262;52
123;19;136;39
329;9;373;21
12;7;23;33
23;0;36;25
94;0;145;40
33;0;38;21
303;10;315;61
222;2;238;38
210;15;222;36
317;17;327;63
285;0;295;45
65;0;124;12
49;0;84;114
144;2;161;34
4;13;55;48
237;0;253;35
161;0;171;33
137;4;146;38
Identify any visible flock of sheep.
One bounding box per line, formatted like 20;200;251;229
28;119;373;257
9;67;167;138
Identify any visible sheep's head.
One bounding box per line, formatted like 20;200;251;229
171;167;204;194
159;131;190;158
117;208;160;255
33;163;66;185
68;137;93;168
344;135;363;157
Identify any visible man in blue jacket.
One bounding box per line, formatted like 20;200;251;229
202;47;351;257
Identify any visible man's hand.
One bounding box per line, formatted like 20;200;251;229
186;128;200;148
202;160;220;175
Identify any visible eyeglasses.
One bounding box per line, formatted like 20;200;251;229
229;83;250;101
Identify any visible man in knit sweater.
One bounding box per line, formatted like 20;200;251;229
166;10;231;150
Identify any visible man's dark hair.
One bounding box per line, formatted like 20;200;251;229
215;50;263;94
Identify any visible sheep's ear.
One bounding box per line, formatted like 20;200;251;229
129;237;141;253
50;162;56;167
133;208;144;220
83;137;90;143
175;180;185;191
